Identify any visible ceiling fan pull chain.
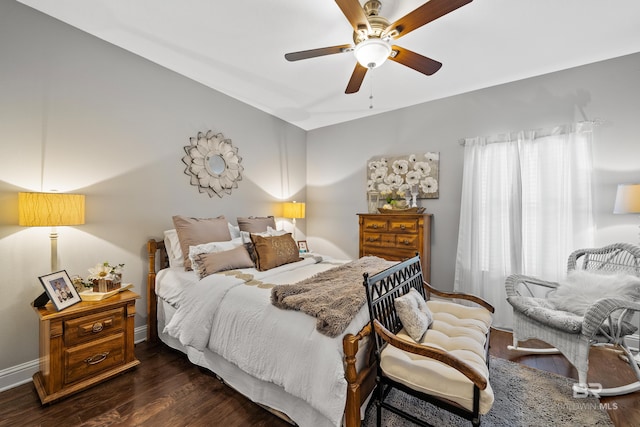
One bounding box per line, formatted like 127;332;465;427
369;67;374;109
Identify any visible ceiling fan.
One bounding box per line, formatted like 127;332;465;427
285;0;472;94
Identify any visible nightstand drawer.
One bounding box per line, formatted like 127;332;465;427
65;333;125;385
64;308;124;346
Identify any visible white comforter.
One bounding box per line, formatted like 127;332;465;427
161;256;372;427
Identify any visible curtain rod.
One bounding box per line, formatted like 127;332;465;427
458;119;605;146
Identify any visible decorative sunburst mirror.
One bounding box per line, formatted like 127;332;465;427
182;130;243;198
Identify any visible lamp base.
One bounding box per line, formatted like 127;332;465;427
33;291;50;308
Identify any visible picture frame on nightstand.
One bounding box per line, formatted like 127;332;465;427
297;240;309;253
38;270;81;311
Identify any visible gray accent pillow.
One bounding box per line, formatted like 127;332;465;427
172;215;232;271
394;288;433;341
192;245;254;279
237;216;276;233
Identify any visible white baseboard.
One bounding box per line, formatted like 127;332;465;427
0;325;148;393
0;359;39;393
134;324;148;344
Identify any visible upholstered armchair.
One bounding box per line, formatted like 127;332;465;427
506;243;640;396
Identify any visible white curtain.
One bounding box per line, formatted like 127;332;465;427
454;123;594;329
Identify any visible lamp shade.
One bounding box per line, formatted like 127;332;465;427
613;184;640;214
283;201;305;219
19;192;85;226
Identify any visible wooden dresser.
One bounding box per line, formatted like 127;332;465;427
32;290;140;404
358;213;432;283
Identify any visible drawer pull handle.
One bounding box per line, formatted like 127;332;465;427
372;224;378;229
402;240;410;245
84;352;109;365
367;237;377;242
92;322;104;333
400;224;406;230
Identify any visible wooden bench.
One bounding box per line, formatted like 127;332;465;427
364;255;495;426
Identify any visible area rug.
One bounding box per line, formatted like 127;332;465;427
363;356;612;426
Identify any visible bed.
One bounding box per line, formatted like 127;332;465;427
146;215;394;427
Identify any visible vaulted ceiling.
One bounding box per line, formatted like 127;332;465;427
17;0;640;130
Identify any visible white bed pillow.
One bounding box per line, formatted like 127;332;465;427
188;237;244;276
394;288;433;341
163;229;184;268
548;270;640;316
267;226;288;236
228;222;241;239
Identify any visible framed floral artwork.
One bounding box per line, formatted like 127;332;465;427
367;152;440;201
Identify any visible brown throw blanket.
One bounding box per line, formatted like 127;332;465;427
271;256;396;337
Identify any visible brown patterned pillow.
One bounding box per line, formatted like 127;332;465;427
250;233;301;271
172;215;232;270
192;246;254;279
237;216;276;233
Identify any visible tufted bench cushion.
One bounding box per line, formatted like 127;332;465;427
380;299;494;414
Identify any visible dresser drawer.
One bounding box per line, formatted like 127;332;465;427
363;232;383;246
64;333;125;385
362;218;388;232
394;234;420;249
64;308;124;347
389;219;419;233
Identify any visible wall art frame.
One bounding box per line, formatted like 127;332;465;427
366;152;440;200
182;130;244;198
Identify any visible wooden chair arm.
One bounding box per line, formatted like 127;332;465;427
424;281;495;313
373;320;488;390
505;274;559;298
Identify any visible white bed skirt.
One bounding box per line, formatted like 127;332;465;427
157;298;368;427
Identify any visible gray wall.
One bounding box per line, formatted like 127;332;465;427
2;0;640;383
307;52;640;291
0;1;306;372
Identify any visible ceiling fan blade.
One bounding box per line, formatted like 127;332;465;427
285;44;353;61
389;46;442;76
345;63;368;94
335;0;371;34
384;0;472;39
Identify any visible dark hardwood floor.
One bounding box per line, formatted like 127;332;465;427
1;330;639;426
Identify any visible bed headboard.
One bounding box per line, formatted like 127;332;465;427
147;239;168;343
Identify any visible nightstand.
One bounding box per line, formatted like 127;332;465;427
32;290;140;404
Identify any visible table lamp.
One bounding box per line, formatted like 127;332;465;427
19;192;85;306
282;201;305;240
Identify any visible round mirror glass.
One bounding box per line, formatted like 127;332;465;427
207;154;226;175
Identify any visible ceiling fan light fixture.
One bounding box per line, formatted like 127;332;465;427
354;38;391;69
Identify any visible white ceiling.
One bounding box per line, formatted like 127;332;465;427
17;0;640;130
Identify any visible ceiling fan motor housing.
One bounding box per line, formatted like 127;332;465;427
353;0;390;43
